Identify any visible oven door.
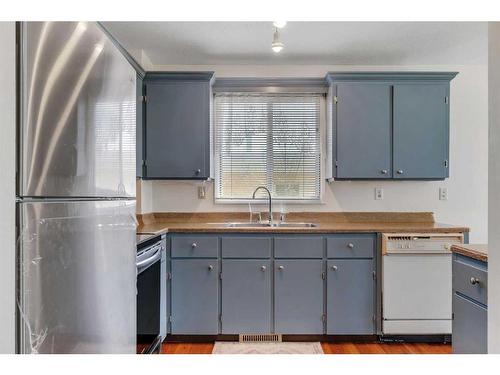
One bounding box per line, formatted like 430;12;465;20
136;245;162;354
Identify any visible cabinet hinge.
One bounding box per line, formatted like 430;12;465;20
321;271;326;280
142;159;146;167
335;160;339;168
219;314;222;322
452;312;454;320
167;272;172;280
321;314;326;322
169;316;173;322
333;96;338;103
219;272;222;280
444;96;449;104
444;160;449;168
372;271;376;281
142;95;147;103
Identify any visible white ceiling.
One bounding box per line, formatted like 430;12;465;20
103;22;488;66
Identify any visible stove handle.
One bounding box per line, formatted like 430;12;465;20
137;248;162;272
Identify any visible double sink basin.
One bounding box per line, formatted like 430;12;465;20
223;222;317;228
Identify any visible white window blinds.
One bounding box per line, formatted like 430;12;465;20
215;93;321;201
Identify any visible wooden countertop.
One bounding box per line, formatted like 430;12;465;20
136;212;469;236
451;244;488;262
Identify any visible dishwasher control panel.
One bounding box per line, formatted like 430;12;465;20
382;233;463;254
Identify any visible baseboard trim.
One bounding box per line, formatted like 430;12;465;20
379;334;451;343
164;334;379;343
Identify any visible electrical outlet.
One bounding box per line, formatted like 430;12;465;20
439;187;448;201
198;186;206;199
375;187;383;200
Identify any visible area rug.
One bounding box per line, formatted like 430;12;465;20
212;342;324;354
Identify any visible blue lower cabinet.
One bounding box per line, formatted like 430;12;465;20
274;260;324;334
170;259;219;334
452;253;488;353
221;260;272;334
327;259;375;334
452;293;487;354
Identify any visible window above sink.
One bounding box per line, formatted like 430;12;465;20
213;91;323;203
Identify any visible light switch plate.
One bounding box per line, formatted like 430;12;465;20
439;187;448;201
198;186;206;199
375;187;383;200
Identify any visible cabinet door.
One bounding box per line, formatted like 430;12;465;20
136;74;144;178
221;260;272;334
327;259;374;334
145;81;209;179
452;293;487;354
171;259;218;334
335;83;392;179
275;260;324;334
393;83;448;179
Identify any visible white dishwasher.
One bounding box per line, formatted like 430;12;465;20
381;233;463;335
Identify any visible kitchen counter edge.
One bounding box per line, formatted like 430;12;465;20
451;244;488;262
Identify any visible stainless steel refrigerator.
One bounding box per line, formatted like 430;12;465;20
16;22;137;354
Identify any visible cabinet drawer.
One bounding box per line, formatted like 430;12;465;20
327;235;375;258
222;237;272;258
274;237;323;258
171;235;218;258
453;257;487;306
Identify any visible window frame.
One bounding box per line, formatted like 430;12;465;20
213;93;327;205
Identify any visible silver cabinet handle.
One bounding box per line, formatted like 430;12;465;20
470;277;481;285
278;266;284;271
331;265;338;271
208;265;214;271
397;169;404;174
381;169;388;174
347;243;354;249
191;242;197;248
261;265;266;271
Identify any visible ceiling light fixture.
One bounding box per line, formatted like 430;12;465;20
273;21;287;28
271;28;284;53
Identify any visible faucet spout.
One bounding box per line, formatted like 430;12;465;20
252;186;273;225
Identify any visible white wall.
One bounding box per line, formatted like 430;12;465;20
139;64;489;243
0;22;16;354
488;22;500;353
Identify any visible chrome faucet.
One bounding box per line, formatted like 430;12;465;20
252;186;273;225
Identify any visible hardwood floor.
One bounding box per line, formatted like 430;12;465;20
321;342;451;354
162;342;214;354
161;342;452;354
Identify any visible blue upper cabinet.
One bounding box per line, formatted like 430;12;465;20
393;83;449;179
334;83;392;179
326;72;457;180
142;72;214;180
